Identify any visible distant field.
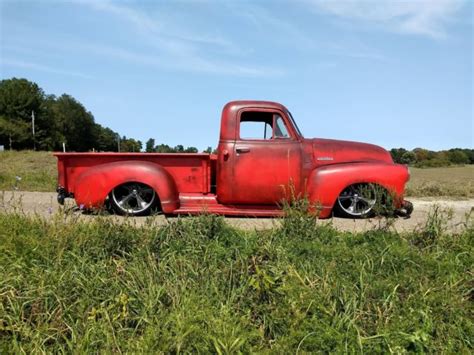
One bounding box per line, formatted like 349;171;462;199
407;165;474;198
0;151;473;198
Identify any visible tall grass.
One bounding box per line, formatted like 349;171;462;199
0;207;472;352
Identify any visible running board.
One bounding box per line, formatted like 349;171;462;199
172;193;284;217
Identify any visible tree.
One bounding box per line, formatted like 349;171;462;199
155;144;174;153
184;146;198;153
94;124;119;152
447;149;469;165
51;94;96;151
389;148;407;164
0;78;45;149
39;95;64;150
461;149;474;164
174;144;184;153
0;115;30;150
120;136;142;152
413;148;433;162
145;138;155;152
400;151;416;165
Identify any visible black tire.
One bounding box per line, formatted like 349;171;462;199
108;182;158;216
335;183;378;218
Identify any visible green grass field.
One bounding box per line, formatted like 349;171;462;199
1;150;473;198
0;151;57;192
0;206;472;352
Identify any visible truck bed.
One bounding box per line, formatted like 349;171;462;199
54;152;217;195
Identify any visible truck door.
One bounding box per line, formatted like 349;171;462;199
227;109;302;205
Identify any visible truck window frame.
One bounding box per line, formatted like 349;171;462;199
237;108;298;142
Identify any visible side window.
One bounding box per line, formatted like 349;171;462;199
239;111;292;140
274;114;290;138
240;111;273;140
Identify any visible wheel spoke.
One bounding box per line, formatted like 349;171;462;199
339;195;352;201
118;193;134;206
359;197;376;205
135;194;148;209
348;199;357;212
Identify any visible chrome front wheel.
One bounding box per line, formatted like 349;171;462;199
109;182;157;216
336;183;377;218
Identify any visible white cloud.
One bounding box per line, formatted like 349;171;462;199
309;0;466;38
72;0;282;77
76;42;283;77
79;0;231;47
2;58;93;79
227;2;316;49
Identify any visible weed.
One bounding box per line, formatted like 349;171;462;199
412;205;454;248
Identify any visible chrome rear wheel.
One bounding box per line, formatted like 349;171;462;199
110;182;156;216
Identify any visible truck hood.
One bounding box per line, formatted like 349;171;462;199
310;138;393;166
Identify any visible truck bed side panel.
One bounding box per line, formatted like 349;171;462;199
54;153;213;194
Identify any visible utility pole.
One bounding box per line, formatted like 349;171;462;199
117;134;121;152
31;110;36;151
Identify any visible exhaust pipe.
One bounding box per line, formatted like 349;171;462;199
396;200;413;218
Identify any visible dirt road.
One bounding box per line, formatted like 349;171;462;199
1;191;472;232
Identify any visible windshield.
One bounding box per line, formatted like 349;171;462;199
287;110;303;138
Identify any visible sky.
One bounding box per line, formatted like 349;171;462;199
1;0;472;151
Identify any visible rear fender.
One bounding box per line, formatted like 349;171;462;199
306;162;409;218
73;161;179;213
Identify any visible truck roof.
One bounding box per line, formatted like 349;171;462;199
224;100;289;112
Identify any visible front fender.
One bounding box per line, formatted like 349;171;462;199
74;161;179;213
306;162;409;218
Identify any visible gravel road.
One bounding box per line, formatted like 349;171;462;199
1;191;472;232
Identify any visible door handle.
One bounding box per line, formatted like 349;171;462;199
236;147;250;154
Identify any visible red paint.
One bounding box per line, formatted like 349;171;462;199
54;100;410;218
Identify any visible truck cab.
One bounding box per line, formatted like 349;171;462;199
217;101;304;205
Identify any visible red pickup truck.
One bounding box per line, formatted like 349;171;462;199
55;100;411;218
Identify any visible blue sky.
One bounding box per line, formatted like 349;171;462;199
1;0;472;151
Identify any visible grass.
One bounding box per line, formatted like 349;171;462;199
0;150;56;192
1;150;473;198
406;165;474;198
0;205;472;353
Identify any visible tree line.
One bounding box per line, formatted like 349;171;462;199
143;138;214;154
0;78;199;153
390;148;473;167
1;78;472;166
